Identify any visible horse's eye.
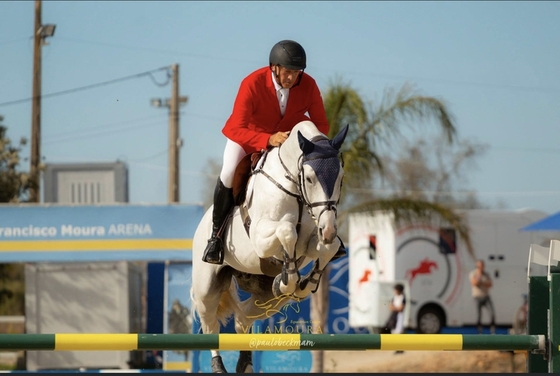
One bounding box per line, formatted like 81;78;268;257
306;176;313;184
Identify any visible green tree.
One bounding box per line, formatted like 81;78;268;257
0;116;31;203
0;264;25;316
0;115;28;316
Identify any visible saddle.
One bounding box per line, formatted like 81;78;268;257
232;151;263;206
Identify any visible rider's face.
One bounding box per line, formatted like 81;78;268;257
273;65;301;89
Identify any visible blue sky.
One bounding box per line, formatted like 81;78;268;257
1;1;559;214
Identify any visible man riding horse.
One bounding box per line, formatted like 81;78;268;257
203;39;346;265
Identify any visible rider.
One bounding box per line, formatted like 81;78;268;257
202;39;347;265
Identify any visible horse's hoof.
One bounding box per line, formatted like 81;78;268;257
272;274;283;298
211;355;227;373
236;351;253;373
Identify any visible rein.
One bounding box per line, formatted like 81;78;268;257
243;149;305;236
242;135;343;238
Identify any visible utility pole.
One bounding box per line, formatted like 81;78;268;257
151;64;187;204
29;0;42;203
29;0;55;203
168;64;180;203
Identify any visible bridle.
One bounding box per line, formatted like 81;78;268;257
237;133;344;279
282;140;343;222
251;136;344;232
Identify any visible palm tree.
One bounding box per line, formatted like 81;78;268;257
310;79;473;373
326;79;455;192
328;79;472;251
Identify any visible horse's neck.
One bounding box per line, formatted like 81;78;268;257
276;122;318;169
256;121;321;191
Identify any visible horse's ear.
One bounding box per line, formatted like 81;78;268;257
298;130;315;154
329;124;349;151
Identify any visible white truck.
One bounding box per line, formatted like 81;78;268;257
348;208;559;334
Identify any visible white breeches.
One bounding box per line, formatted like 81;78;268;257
391;312;405;334
219;139;248;188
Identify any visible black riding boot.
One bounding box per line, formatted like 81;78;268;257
202;178;235;265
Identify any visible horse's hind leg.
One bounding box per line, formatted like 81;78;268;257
233;289;291;373
192;265;235;373
236;351;253;373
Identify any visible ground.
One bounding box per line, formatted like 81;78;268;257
323;349;529;373
0;349;532;373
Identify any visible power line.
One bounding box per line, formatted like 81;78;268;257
0;66;171;107
325;69;560;95
54;37;559;94
44;113;166;139
4;35;559;95
39;111;218;145
42;120;165;145
55;37;257;64
347;187;560;197
129;149;168;163
491;146;560;153
0;37;31;46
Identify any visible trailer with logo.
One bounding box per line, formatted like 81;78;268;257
348;208;559;334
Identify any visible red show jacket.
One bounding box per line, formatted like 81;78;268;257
222;66;330;154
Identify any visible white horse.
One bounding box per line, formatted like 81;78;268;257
191;120;349;373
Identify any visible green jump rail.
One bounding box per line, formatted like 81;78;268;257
0;333;546;352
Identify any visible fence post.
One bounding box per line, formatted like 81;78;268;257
527;275;549;373
549;272;560;372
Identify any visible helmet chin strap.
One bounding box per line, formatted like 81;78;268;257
272;65;282;86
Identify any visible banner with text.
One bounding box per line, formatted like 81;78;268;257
0;204;204;263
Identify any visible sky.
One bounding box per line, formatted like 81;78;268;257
1;1;559;215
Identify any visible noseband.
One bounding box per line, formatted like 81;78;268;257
254;136;343;225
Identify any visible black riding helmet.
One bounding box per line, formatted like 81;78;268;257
269;40;307;71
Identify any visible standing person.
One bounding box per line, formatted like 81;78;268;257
388;283;406;354
202;39;346;265
469;259;496;334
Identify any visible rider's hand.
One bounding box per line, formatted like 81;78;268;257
267;131;290;147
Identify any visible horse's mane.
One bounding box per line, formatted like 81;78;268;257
280;120;325;158
289;120;324;141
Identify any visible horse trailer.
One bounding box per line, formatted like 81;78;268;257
348;208;559;334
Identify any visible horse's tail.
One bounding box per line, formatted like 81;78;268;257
190;278;241;328
215;278;242;326
189;285;199;324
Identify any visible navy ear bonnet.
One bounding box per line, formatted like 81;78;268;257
302;139;341;198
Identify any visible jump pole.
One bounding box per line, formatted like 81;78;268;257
0;333;545;352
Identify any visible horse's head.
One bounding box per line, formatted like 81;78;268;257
297;124;349;244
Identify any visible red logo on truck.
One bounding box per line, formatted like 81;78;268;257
406;258;438;285
358;269;372;285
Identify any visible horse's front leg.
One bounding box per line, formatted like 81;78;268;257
293;237;340;299
252;217;300;296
